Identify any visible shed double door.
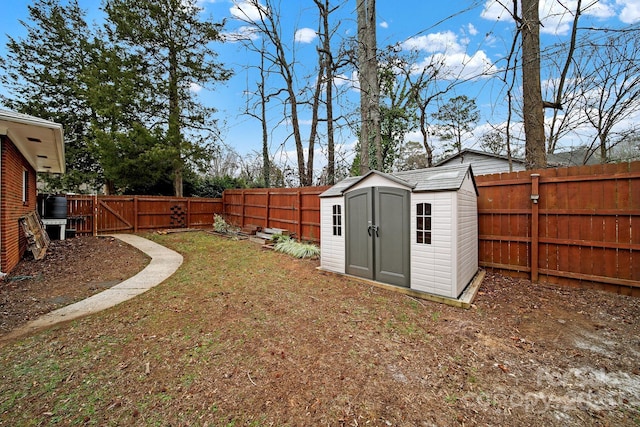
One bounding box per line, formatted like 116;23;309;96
345;187;410;287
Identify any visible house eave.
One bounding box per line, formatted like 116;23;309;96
0;110;66;174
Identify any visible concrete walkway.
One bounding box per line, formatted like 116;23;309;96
1;234;183;342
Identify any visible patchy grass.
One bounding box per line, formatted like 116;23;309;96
0;231;639;426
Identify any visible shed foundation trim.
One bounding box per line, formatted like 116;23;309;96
317;267;485;309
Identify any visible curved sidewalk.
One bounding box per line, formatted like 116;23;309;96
1;234;183;343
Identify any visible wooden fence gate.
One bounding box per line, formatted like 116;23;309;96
66;195;223;235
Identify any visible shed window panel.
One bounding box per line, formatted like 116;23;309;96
332;204;342;236
416;202;431;245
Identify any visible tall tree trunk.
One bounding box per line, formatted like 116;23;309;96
260;84;270;188
326;61;335;184
306;56;325;186
417;104;433;167
319;0;336;184
259;43;270;188
521;0;546;169
506;89;514;172
367;2;382;170
168;42;183;196
356;0;370;174
357;0;381;173
599;133;608;163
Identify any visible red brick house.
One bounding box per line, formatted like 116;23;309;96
0;110;65;273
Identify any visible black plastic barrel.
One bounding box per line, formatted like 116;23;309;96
44;195;67;219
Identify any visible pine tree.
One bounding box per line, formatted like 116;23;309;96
0;0;101;192
103;0;231;197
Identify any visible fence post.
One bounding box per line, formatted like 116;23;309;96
93;195;98;236
297;191;302;240
221;191;226;221
187;198;191;228
265;191;270;230
241;191;246;228
134;196;139;233
530;174;540;283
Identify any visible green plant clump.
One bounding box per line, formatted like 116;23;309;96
273;239;320;259
213;214;229;233
270;233;290;244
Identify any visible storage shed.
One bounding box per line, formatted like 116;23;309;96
320;163;478;299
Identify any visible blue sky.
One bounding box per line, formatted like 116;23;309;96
1;0;639;177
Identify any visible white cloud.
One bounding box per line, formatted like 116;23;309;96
401;31;462;53
414;50;499;81
480;0;511;21
380;21;389;29
222;25;260;42
617;0;640;23
584;1;617;19
294;27;317;43
190;82;203;93
230;0;269;22
195;0;217;7
481;0;619;35
347;71;361;91
538;0;582;35
333;73;351;87
401;29;497;80
467;23;478;36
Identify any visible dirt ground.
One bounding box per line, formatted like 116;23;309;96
0;232;638;426
0;236;150;334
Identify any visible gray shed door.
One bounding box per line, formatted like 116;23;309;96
345;187;410;287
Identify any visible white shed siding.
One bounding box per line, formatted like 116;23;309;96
439;152;526;175
410;191;455;297
455;183;478;296
320;197;345;273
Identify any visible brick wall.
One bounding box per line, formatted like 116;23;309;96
1;136;38;273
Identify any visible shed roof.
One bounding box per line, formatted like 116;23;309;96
0;109;66;174
320;164;477;197
318;176;358;198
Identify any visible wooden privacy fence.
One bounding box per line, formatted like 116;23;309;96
66;195;223;235
222;186;330;242
221;162;639;295
63;162;639;295
476;162;640;295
